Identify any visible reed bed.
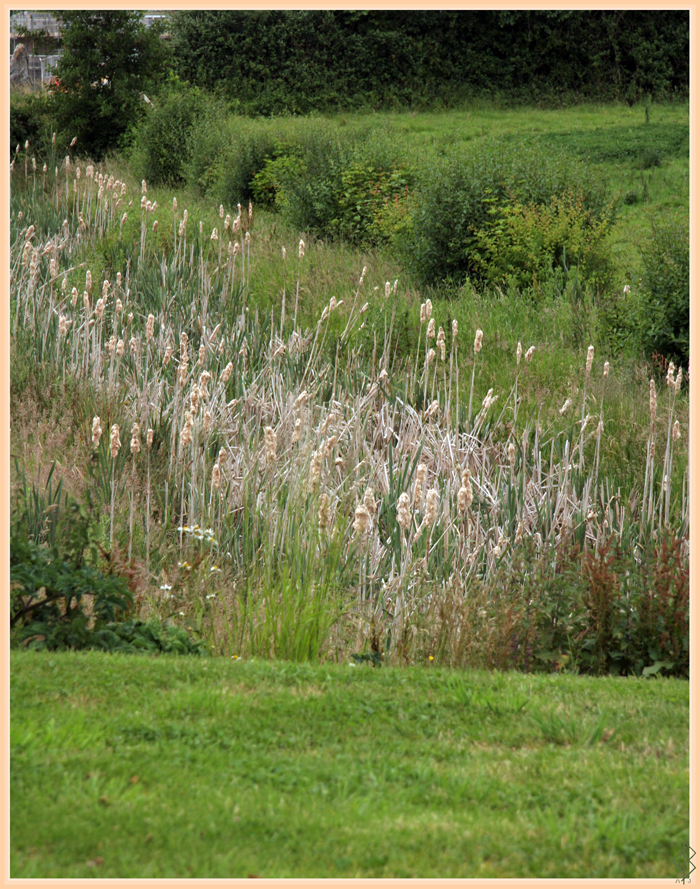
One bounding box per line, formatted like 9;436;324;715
10;150;689;674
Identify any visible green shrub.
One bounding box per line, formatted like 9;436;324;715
129;80;212;185
634;214;689;367
471;188;616;293
10;92;55;159
250;147;306;210
396;139;613;288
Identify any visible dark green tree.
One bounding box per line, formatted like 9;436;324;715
49;11;169;159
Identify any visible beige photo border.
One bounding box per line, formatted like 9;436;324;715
2;2;696;887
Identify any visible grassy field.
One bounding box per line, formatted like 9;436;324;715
10;650;690;878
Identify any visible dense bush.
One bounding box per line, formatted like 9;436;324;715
129;79;212;185
471;189;616;293
10;92;57;160
395;140;614;289
634;215;689;368
168;10;688;115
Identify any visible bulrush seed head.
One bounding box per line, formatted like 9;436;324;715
147;428;154;449
516;341;522;365
309;449;323;492
604;361;610;378
353;503;371;541
299;239;305;259
414;463;427;507
673;420;681;441
427;318;436;340
110;424;121;459
474;329;483;354
508;441;516;467
452;319;458;339
666;363;675;388
264;426;277;464
221;362;233;384
107;335;115;355
385;281;391;299
163;344;173;366
180;412;193;449
397;492;411;530
559;398;572;415
92;416;103;448
363;488;377;517
198;343;206;366
203;410;213;432
86;270;92;293
422;488;440;529
318;492;330;534
146;314;155;341
426;348;436;366
649;379;657;424
130;423;141;456
426;299;433;321
420;303;426;324
675;368;683;392
586;345;594;374
211;463;221;490
116;339;125;357
525;346;535;363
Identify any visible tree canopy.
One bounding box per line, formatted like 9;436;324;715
50;11;169;159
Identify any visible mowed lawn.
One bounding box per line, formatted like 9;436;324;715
10;650;689;878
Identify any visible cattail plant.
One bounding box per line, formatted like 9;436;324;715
468;328;483;424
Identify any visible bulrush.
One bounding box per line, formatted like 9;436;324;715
421;488;440;531
414;463;427;508
474;329;483;354
457;468;473;514
353;503;371;541
146;314;155;341
180;411;193;449
363;488;377;518
427;318;436;340
211;462;221;490
672;420;681;441
264;426;277;464
130;423;141;456
147;429;154;449
425;299;432;321
318;492;330;534
110;424;121;459
516;341;523;365
666;362;675;388
116;339;125;357
221;362;233;384
92;416;103;448
397;492;412;530
559;398;572;415
292;418;302;443
525;345;535;363
586;345;594;374
309;448;323;492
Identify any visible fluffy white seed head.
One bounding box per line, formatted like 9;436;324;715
672;420;681;441
586;345;594;375
91;416;102;448
425;299;432;321
525;346;535;363
559;398;572;415
353;503;371;540
474;329;483;354
516;341;522;365
264;426;277;464
397;492;411;530
146;314;155;341
603;361;610;378
110;424;121;459
130;423;141;456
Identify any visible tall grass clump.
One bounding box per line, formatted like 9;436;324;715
9;142;688;676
